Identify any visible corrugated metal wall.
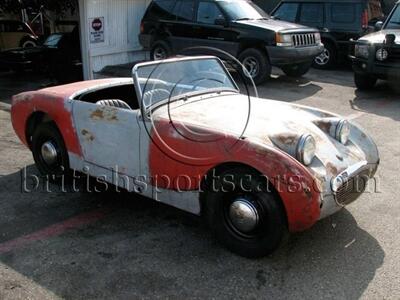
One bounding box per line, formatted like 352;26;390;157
83;0;151;76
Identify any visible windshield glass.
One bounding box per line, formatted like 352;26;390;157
217;0;268;20
135;57;238;111
44;34;63;47
386;4;400;29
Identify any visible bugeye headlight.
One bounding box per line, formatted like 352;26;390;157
335;120;350;145
376;48;388;61
355;44;369;58
296;134;316;166
276;33;293;47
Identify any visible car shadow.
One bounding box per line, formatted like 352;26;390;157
350;81;400;121
0;166;384;298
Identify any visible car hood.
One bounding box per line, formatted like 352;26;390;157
359;29;400;44
153;93;376;177
233;18;315;33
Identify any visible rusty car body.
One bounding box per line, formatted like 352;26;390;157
11;56;379;257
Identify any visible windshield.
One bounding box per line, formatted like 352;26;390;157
385;4;400;29
217;0;268;20
134;57;238;111
44;34;63;48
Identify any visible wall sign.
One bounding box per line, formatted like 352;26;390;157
89;17;104;43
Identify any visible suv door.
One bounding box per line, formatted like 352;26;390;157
192;0;239;56
168;0;196;52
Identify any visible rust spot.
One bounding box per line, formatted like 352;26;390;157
326;162;338;175
81;129;95;142
276;133;297;145
90;107;119;122
314;120;332;133
90;109;104;120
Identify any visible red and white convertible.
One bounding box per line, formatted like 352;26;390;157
11;56;379;257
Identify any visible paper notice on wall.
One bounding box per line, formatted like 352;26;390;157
89;17;104;43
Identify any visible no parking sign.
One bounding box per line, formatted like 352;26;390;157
89;17;104;43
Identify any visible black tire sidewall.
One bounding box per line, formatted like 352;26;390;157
238;48;271;85
32;122;70;177
204;167;287;258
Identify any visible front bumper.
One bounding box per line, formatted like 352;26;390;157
266;43;324;66
350;55;400;79
318;160;379;220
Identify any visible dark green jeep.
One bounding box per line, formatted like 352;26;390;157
350;1;400;89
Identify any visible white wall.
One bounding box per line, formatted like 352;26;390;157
79;0;151;79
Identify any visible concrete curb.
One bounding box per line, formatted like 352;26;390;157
0;102;11;112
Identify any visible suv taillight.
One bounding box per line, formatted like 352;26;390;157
362;9;369;30
140;21;144;34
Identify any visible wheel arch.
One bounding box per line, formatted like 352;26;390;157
238;40;270;59
25;111;57;149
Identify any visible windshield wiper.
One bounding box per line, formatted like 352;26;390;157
235;18;254;21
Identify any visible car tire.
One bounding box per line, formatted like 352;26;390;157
313;41;336;69
150;40;171;61
238;48;271;85
20;37;37;48
32;122;70;178
204;167;287;258
354;72;377;90
281;61;312;78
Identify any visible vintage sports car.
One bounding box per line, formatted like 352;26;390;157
11;56;379;257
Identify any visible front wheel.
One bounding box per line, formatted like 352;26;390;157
354;72;377;90
32;122;70;178
238;48;271;85
204;167;287;258
281;62;312;78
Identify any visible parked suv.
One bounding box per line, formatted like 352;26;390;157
271;0;384;68
0;20;38;51
350;1;400;89
139;0;323;84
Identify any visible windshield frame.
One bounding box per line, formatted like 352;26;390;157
383;3;400;30
132;56;239;116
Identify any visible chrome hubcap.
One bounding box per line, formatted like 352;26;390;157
229;198;259;233
315;48;330;65
242;56;259;78
41;141;58;165
153;47;167;60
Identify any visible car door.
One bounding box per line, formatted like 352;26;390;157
192;0;239;56
72;100;143;192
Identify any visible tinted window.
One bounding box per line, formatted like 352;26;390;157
150;0;176;20
273;3;299;22
386;4;400;29
173;0;195;21
331;4;355;23
197;2;224;24
300;3;323;24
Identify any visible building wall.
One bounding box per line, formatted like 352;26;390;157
79;0;151;79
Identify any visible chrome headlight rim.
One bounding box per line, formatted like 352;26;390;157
296;134;316;166
335;120;350;145
376;48;388;61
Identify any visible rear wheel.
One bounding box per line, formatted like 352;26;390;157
204;167;287;258
354;72;377;90
238;48;271;85
150;40;171;61
32;122;70;178
313;42;336;69
282;61;312;77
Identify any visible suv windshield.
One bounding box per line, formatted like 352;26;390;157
218;0;268;20
134;57;238;110
385;4;400;29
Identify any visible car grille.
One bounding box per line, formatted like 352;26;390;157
292;33;317;47
334;169;370;206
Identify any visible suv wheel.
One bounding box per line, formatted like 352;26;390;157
354;72;377;90
281;62;312;78
150;41;171;61
238;48;271;85
313;42;336;69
